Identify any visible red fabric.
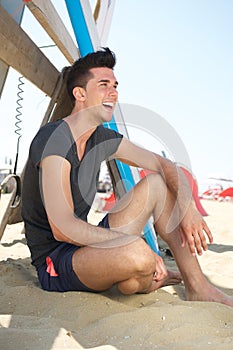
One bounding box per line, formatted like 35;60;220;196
46;256;59;277
103;192;116;211
180;167;208;216
219;187;233;198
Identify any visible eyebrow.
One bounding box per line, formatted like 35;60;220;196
98;79;118;86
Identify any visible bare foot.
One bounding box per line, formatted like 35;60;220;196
148;270;182;292
186;283;233;307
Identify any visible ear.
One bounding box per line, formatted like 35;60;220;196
72;87;86;102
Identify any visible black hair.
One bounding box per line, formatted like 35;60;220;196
65;47;116;104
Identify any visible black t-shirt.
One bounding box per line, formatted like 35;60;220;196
22;120;123;268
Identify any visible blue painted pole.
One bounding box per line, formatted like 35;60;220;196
64;0;160;255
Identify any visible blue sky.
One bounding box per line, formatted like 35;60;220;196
108;0;233;186
1;0;233;190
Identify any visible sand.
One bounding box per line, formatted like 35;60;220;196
0;196;232;350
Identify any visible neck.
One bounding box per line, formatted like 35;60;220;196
64;108;98;160
67;106;98;133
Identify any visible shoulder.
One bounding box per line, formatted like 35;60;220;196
29;120;74;165
90;125;123;157
30;120;73;150
32;120;66;144
96;125;123;141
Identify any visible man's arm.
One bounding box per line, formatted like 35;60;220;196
40;155;137;248
113;137;213;255
113;137;193;208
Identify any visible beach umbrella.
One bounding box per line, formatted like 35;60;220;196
219;187;233;198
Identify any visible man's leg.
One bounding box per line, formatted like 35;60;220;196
73;237;162;293
72;173;180;294
73;173;233;305
143;175;233;305
108;173;233;305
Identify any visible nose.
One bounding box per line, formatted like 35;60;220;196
109;86;118;97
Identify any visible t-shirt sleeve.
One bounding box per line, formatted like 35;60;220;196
29;122;73;167
97;125;123;159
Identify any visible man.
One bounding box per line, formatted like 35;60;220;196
22;48;232;306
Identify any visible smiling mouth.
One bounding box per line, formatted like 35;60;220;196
102;102;114;111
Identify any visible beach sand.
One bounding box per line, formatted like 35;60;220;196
0;197;232;349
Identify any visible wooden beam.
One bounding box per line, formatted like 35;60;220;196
0;0;25;98
42;68;73;124
0;5;59;97
24;0;80;63
0;60;9;98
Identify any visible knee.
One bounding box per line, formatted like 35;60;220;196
118;239;156;295
129;238;155;276
140;172;166;197
145;172;166;188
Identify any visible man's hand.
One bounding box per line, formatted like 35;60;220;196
152;253;168;282
179;206;213;256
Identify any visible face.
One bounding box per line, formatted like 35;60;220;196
82;67;118;122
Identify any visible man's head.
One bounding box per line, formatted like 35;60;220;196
66;47;116;105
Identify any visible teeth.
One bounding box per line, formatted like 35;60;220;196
103;102;114;107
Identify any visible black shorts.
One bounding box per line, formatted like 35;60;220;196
37;215;110;292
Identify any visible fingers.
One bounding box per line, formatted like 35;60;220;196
192;230;206;256
153;254;168;281
203;222;213;244
181;217;213;256
186;228;213;256
179;228;187;247
186;232;196;256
